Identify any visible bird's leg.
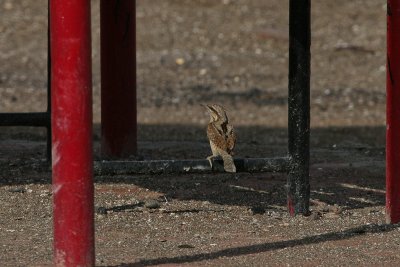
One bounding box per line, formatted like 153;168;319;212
207;143;219;169
207;155;216;168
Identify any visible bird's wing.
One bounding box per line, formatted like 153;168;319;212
207;123;227;151
226;125;236;153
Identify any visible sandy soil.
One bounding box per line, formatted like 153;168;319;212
1;0;400;266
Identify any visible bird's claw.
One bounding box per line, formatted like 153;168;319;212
206;156;214;169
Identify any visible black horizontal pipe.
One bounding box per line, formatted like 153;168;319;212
0;112;50;127
94;157;290;175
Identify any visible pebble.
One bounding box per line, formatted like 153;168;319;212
4;2;13;10
95;206;108;215
309;211;322;220
8;187;26;193
250;206;266;215
144;199;160;209
199;68;207;76
332;204;342;214
175;58;185;65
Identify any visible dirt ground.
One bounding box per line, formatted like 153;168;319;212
1;0;400;266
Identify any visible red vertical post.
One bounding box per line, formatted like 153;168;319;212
100;0;137;158
387;0;400;224
50;0;94;265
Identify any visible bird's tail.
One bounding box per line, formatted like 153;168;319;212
222;153;236;173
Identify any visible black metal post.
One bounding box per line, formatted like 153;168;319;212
287;0;311;215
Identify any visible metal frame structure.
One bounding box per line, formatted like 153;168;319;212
97;0;311;216
1;0;398;265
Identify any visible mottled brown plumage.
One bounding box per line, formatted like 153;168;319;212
204;104;236;172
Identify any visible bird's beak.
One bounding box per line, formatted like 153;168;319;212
202;104;213;114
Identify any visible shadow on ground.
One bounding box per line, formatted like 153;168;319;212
110;223;399;267
0;124;386;211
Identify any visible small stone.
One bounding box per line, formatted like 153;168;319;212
95;206;107;215
4;2;13;10
250;206;266;215
144;199;160;209
309;211;321;220
8;187;26;193
175;58;185;65
321;205;330;213
199;68;207;76
332;204;342;214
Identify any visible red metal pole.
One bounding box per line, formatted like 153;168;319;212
100;0;137;158
387;0;400;224
50;0;94;265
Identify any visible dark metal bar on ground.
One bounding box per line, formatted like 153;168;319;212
94;157;289;175
287;0;311;216
0;112;50;127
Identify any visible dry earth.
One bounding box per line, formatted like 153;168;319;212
1;0;400;266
